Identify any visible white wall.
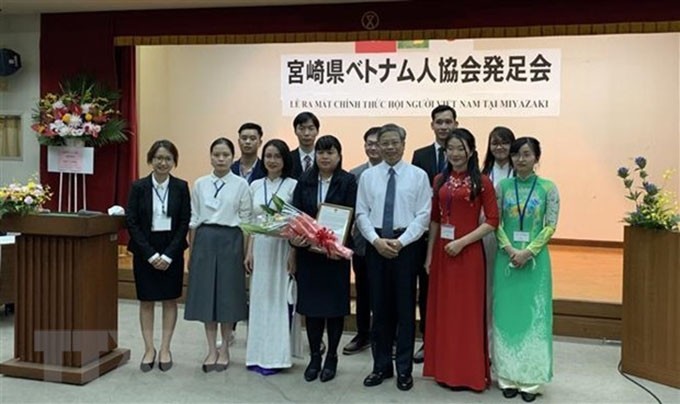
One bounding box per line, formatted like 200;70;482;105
0;14;41;185
137;34;680;242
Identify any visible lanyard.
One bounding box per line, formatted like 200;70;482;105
153;186;168;215
439;181;454;224
213;180;226;198
514;175;538;231
263;178;285;207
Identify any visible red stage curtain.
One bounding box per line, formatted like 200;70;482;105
39;15;137;223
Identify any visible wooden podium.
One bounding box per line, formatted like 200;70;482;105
621;226;680;388
0;214;130;384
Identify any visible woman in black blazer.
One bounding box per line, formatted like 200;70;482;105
290;135;357;383
127;140;191;373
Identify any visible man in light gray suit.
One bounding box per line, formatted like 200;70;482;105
343;127;382;355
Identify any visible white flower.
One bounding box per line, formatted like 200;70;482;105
67;115;82;128
52;100;65;109
71;128;84;137
23;196;34;205
50;120;65;130
81;103;91;114
57;126;71;136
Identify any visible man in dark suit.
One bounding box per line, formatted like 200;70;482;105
410;104;458;363
290;111;320;180
230;122;266;184
343;126;382;355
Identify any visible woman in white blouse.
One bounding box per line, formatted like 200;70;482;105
480;126;516;359
184;137;253;373
244;139;298;375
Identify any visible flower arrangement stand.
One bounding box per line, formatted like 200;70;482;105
0;214;129;385
621;226;680;388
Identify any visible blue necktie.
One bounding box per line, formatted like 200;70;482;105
438;146;446;173
382;167;396;238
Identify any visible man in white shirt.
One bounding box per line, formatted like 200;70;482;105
410;104;458;363
290;111;319;179
356;124;431;391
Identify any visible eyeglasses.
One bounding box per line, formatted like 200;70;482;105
153;156;174;163
379;140;403;148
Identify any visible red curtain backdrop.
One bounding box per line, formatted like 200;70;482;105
38;0;680;217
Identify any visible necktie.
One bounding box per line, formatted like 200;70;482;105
382;167;396;238
437;146;446;173
303;155;312;172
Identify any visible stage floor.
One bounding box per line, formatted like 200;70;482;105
550;245;622;303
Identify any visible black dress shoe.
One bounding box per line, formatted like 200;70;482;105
413;345;424;364
520;392;537;402
342;335;370;355
396;373;414;391
363;370;394;387
319;354;337;382
140;349;156;372
304;353;322;382
502;388;519;398
158;352;173;372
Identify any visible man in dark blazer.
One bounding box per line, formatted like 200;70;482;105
343;126;382;355
230;122;266;184
290;111;320;180
410;104;458;363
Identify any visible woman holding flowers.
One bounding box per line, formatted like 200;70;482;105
244;139;298;375
184;137;253;373
492;137;560;402
290;135;357;383
127;140;191;372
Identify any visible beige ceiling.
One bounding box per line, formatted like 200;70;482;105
0;0;389;14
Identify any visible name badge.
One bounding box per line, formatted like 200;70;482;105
440;224;455;240
153;215;172;232
206;198;221;210
513;231;530;243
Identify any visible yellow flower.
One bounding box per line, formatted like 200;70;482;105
62;113;71;123
85;113;93;122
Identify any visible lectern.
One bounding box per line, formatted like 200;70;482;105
0;214;130;384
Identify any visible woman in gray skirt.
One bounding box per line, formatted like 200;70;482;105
184;137;253;372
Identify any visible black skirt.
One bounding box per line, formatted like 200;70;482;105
133;231;184;301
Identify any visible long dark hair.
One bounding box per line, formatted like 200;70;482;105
435;128;483;200
261;139;293;179
510;136;542;161
482;126;515;175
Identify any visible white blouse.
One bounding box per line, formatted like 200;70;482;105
190;171;253;229
249;176;298;217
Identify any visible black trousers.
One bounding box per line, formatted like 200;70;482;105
352;253;371;338
366;235;418;376
414;234;429;337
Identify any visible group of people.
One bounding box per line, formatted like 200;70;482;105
125;106;560;402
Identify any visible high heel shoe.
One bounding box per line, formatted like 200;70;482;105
202;354;218;373
304;353;322;382
319;354;337;382
215;352;230;372
158;351;173;372
140;349;156;373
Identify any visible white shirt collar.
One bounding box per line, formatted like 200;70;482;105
152;175;169;189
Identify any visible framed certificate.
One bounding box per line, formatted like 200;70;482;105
316;203;354;245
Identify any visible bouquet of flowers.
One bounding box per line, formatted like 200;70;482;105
617;156;680;231
0;177;52;218
240;195;353;259
31;76;127;147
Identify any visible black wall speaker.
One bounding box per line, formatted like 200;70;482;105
0;49;22;76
